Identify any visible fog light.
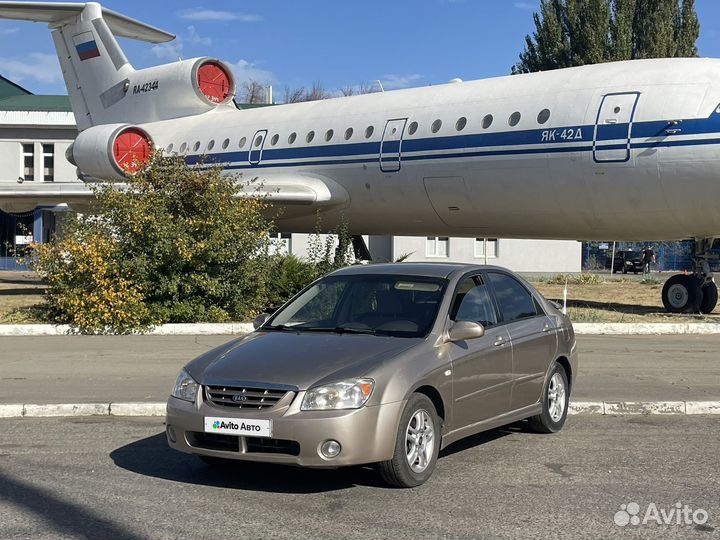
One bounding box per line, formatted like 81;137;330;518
320;439;341;458
166;425;177;443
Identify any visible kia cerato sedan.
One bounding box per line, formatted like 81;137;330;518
166;263;578;487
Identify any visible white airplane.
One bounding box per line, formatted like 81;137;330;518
1;1;719;314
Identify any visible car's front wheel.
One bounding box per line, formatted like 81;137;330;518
378;393;439;488
528;362;569;433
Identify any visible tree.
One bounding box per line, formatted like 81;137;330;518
30;155;275;332
512;0;699;73
239;79;266;103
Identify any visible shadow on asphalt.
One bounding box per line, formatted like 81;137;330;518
111;423;528;493
0;469;137;539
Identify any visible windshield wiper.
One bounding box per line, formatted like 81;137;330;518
292;326;378;335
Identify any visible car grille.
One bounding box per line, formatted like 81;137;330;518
247;437;300;456
187;432;300;456
204;384;290;410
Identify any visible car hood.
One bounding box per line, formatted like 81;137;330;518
186;331;420;390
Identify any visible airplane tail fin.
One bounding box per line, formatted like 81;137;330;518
0;2;174;131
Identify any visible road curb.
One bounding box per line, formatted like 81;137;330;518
0;323;256;336
573;323;720;335
1;322;720;336
1;401;719;418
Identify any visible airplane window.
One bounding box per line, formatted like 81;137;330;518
288;132;297;144
254;135;263;147
344;128;353;140
166;143;173;153
537;109;551;124
408;121;418;135
193;141;201;151
222;138;229;149
207;140;215;151
431;119;442;133
179;142;187;153
271;134;279;146
239;137;247;148
325;129;334;142
365;126;374;138
482;114;493;129
306;131;315;143
614;106;621;113
508;112;521;127
455;117;467;131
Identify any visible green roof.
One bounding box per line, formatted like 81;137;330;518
0;75;31;99
0;94;72;112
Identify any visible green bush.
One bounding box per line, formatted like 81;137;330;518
30;154;275;333
265;254;317;310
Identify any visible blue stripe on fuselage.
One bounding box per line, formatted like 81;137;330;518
184;111;720;170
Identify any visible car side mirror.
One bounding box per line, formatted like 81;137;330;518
253;313;270;330
447;320;485;342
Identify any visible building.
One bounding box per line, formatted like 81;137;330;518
0;75;84;270
0;75;581;273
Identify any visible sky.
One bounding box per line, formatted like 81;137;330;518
2;0;720;99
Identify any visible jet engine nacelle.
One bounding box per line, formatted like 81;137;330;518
67;123;154;181
105;58;236;126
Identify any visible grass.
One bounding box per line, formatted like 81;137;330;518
0;272;47;323
1;271;718;325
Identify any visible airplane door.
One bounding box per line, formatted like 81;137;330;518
249;130;268;165
593;92;639;163
380;119;407;172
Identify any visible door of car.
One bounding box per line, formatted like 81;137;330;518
486;271;558;411
448;274;512;428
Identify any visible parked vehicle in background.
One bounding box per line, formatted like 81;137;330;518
606;250;644;274
166;263;578;487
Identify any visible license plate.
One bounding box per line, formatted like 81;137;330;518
204;417;272;438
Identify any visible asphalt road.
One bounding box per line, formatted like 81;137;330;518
1;335;720;403
0;415;718;539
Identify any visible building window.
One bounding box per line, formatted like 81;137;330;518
270;232;291;255
22;143;34;181
474;238;498;258
42;144;54;182
426;236;449;257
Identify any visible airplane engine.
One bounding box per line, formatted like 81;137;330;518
120;58;236;124
66;123;154;181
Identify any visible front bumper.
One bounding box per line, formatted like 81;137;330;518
166;392;405;468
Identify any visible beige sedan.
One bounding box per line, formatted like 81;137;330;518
166;263;577;487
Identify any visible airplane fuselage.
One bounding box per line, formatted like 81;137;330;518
135;57;720;241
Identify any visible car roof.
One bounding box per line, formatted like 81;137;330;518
330;263;511;279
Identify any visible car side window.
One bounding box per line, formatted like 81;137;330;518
488;272;537;322
450;276;497;327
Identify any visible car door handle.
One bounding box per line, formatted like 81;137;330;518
494;337;505;346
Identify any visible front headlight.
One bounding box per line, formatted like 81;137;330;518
171;368;199;403
301;378;374;411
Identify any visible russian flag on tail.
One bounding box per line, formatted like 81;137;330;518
73;31;101;60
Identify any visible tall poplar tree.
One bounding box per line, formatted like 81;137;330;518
512;0;699;73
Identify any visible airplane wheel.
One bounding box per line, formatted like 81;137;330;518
662;275;703;313
700;283;718;314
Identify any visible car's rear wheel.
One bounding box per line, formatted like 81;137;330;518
378;393;439;488
528;362;569;433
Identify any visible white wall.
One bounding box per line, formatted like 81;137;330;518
0;127;77;184
391;236;582;273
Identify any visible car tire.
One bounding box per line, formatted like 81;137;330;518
528;362;569;434
378;393;440;488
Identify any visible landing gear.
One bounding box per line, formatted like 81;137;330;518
661;238;718;314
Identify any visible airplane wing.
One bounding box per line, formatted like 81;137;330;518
0;173;347;213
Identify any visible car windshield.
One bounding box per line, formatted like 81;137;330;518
265;274;448;338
